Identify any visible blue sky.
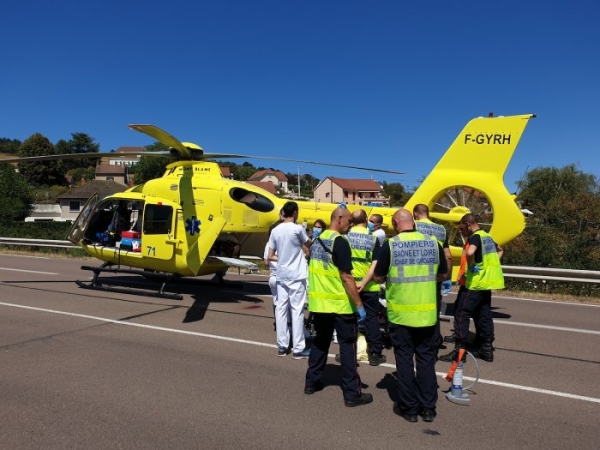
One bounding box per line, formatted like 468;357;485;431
1;1;598;192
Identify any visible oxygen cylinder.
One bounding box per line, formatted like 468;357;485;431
451;361;464;397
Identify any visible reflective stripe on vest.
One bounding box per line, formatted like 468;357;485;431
308;230;355;314
347;226;379;292
385;232;439;327
415;219;446;246
466;230;505;290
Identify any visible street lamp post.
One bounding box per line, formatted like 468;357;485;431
297;166;301;198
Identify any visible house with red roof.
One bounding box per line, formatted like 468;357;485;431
313;177;389;206
248;168;288;194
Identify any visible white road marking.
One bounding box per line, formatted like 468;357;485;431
496;295;600;307
0;254;51;260
0;267;58;275
1;301;599;404
494;319;600;335
438;314;600;335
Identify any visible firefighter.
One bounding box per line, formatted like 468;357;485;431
374;209;447;422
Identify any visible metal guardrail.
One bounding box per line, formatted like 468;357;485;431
502;265;600;284
0;237;78;249
1;237;600;283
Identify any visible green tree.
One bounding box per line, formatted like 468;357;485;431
237;162;257;181
0;163;35;222
17;133;64;187
0;138;21;154
56;132;101;173
145;141;169;152
382;181;410;206
131;155;172;184
67;167;96;184
506;165;600;270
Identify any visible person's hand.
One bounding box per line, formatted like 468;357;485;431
441;280;452;295
357;306;366;323
469;265;481;274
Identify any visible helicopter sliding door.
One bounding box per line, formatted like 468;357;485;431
140;202;175;260
66;194;99;245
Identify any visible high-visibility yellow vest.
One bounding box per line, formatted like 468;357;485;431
308;230;355;314
347;226;379;293
385;232;439;327
465;230;505;290
415;218;446;246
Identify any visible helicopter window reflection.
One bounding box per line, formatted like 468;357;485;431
144;205;173;235
229;188;275;213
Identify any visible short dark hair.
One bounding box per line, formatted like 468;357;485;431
281;201;299;218
369;213;383;225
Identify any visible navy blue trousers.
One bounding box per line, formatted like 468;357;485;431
454;287;494;343
305;312;362;400
361;291;384;355
390;324;438;415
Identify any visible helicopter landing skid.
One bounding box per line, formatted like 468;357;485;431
77;265;183;300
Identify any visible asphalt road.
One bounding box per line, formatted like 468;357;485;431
1;253;599;450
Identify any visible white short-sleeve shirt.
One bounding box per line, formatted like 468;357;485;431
268;222;309;281
263;242;277;276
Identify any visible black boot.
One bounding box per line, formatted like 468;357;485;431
473;339;494;362
439;344;466;363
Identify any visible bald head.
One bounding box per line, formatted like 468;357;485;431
351;209;368;227
330;207;353;234
392;208;416;233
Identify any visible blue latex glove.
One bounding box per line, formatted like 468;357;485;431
441;280;452;296
338;202;348;209
469;265;481;274
357;306;366;323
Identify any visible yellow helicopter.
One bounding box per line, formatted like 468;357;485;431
8;113;535;298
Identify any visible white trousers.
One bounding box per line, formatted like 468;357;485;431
275;279;307;353
269;275;278;311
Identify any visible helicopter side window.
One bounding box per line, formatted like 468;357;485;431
229;188;275;213
143;204;173;235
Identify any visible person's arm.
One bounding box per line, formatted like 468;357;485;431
340;270;363;309
332;238;363;309
437;243;449;281
443;237;453;278
357;239;380;292
466;236;479;267
497;244;504;260
466;234;483;272
373;240;390;284
299;227;312;258
357;260;377;293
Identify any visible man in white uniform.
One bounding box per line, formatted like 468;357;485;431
368;213;386;245
264;219;283;315
268;201;312;359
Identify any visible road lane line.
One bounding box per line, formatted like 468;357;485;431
494;319;600;335
0;267;58;275
496;295;600;307
439;314;600;335
0;254;51;260
1;300;599;404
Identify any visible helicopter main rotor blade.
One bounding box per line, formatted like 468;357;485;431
230;155;405;175
128;124;193;159
1;151;171;164
127;124;404;174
